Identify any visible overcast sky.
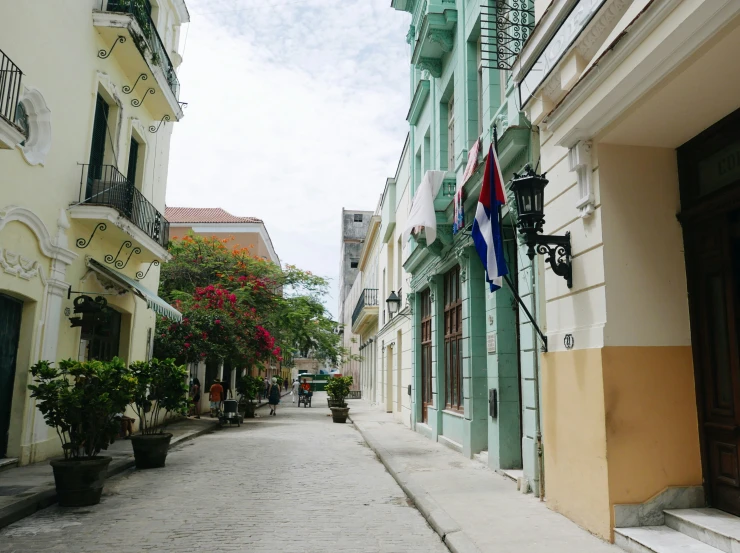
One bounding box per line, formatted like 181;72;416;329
166;0;411;319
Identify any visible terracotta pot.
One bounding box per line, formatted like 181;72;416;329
131;433;172;469
330;406;350;424
239;402;256;419
50;456;112;507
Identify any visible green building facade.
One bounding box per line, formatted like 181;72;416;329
392;0;544;494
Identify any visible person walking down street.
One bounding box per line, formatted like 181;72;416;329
268;377;281;416
291;379;300;403
209;378;224;418
189;378;201;419
284;378;289;391
263;378;270;401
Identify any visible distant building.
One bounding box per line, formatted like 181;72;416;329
338;209;373;331
166;207;279;264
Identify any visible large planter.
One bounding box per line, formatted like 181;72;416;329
327;399;346;409
330;406;350;424
131;433;172;469
50;456;112;507
239;402;256;419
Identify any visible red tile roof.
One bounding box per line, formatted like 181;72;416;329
165;207;262;224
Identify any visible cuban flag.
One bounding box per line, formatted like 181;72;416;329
472;144;508;292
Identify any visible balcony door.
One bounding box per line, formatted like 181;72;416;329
87;93;109;199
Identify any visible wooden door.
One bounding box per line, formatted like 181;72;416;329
444;266;463;411
686;213;740;515
421;289;432;423
0;294;22;457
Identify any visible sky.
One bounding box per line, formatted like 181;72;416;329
166;0;412;319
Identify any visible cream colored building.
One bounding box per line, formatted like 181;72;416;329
0;0;187;465
515;0;740;547
166;207;280;264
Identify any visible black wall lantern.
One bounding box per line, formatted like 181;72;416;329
386;291;401;317
511;166;572;288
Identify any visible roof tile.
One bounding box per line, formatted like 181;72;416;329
165;207;262;224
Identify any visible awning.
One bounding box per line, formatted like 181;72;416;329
87;258;182;322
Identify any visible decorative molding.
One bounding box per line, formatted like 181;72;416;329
428;29;453;52
575;0;631;59
407;79;431;124
568;140;595;218
416;58;442;78
18;87;52;166
0;249;40;280
0;205;77;266
406;24;416;45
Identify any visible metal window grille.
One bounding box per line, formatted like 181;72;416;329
481;0;535;71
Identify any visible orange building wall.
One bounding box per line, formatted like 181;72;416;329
169;226;273;260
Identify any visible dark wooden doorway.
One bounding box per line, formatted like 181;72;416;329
681;107;740;516
0;294;22;458
420;289;432;423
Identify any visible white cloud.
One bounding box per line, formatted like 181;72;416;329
167;0;411;319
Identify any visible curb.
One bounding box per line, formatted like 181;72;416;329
350;415;483;553
0;421;217;531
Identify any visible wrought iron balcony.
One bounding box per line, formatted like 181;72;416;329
0;48;25;149
77;164;170;249
352;289;379;331
98;0;180;100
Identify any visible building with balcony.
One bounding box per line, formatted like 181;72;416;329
512;0;740;547
390;0;542;493
0;0;188;466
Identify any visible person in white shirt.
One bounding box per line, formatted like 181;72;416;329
291;379;300;403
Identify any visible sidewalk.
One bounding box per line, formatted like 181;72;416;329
0;416;218;530
349;401;619;553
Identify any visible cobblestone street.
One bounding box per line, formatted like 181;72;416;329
0;394;446;553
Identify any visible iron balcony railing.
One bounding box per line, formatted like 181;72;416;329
100;0;180;100
78;164;170;249
352;289;379;328
0;48;22;128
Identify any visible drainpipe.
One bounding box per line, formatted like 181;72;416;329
532;256;544;501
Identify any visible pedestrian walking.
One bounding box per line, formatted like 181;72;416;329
189;378;201;419
263;377;270;400
291;378;299;403
209;378;224;418
268;377;281;416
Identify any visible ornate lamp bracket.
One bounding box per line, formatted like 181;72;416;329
527;232;572;289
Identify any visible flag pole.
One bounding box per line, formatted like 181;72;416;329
493;123;548;352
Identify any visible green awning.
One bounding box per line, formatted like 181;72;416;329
87;258;182;322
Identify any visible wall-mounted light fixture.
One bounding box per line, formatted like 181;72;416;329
386;291;401;318
510;166;572;288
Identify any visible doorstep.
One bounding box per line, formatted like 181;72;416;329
0;416;218;530
0;458;18;473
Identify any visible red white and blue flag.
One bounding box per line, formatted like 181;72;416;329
472;144;508;292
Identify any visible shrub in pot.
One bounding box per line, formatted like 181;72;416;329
29;358;137;506
129;358;189;469
236;375;262;418
325;375;353;423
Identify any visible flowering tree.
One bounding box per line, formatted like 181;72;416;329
154;234;346;371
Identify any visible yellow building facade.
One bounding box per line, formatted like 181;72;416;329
0;0;187;466
515;0;740;544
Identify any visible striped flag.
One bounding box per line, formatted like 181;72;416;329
472;144;508;292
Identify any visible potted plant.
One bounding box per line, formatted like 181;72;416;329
325;375;353;423
29;358;137;506
129;358;189;469
236;375;262;418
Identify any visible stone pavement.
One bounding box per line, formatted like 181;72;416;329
0;392;447;553
350;400;620;553
0;416;218;531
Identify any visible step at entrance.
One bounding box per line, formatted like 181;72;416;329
615;508;740;553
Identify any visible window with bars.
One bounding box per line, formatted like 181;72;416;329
421;289;433;422
444;266;463;411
